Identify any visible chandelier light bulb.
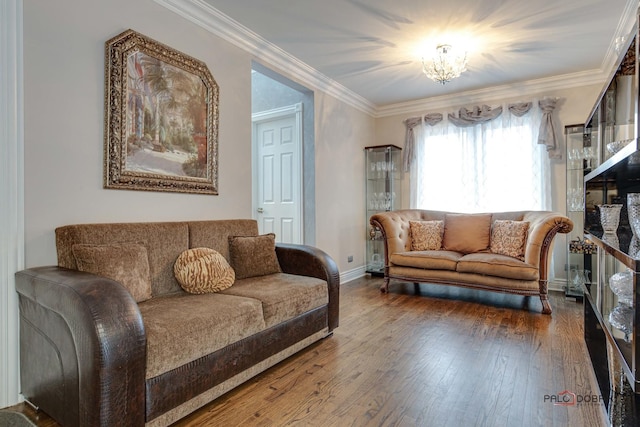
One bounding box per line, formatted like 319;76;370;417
422;44;468;85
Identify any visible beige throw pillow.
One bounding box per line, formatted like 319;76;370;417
174;247;235;294
490;220;530;260
410;220;444;251
72;242;152;302
228;233;282;279
442;213;492;254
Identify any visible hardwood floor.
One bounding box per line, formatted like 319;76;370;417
9;276;608;427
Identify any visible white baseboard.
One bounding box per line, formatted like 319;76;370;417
549;279;568;293
340;266;367;284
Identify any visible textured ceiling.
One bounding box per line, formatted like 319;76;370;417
202;0;637;107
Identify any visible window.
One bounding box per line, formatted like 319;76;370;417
410;103;551;213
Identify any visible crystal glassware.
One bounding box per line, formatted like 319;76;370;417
609;304;634;342
630;236;640;259
597;204;623;233
628;194;640;258
568;268;589;295
583;147;595;169
609;270;634;306
628;193;640;236
602;232;620;249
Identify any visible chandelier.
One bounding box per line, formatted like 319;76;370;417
422;44;468;84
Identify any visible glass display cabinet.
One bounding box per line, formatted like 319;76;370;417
565;124;597;299
365;145;402;275
583;17;640;426
583;250;640;426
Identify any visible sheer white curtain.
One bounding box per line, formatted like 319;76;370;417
410;101;551;213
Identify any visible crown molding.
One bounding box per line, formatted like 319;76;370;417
156;0;634;119
154;0;377;116
600;0;638;72
374;68;609;118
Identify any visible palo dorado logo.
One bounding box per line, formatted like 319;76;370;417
543;390;604;406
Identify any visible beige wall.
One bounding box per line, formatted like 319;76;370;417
23;0;373;275
314;93;372;268
374;84;604;283
22;0;606;283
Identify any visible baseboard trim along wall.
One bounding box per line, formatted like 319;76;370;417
549;279;568;293
340;266;367;284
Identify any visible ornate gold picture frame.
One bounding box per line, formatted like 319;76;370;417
104;29;219;194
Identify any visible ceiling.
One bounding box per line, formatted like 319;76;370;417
200;0;637;108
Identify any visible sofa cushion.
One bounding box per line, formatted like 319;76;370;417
410;220;444;251
229;233;282;279
456;253;538;281
490;220;529;260
174;248;235;294
390;250;462;271
221;273;328;328
56;222;189;296
72;242;152;302
442;213;492;254
139;292;267;379
187;219;259;261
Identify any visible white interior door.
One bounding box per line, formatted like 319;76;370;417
252;103;303;243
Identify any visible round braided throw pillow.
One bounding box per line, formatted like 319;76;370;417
174;247;235;294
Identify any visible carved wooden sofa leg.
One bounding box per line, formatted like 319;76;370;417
540;296;552;315
539;279;552;314
380;277;390;293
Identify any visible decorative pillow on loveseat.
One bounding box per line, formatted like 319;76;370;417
442;213;492;254
490;220;529;260
409;220;444;251
72;242;152;302
228;233;282;279
174;247;235;294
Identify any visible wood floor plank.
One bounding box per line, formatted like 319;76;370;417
8;276;609;427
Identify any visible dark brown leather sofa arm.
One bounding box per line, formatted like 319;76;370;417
15;266;146;427
275;243;340;331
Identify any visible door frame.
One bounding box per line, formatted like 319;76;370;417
251;103;304;243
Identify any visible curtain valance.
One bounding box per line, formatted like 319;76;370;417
508;102;532;117
402;97;561;171
448;105;503;127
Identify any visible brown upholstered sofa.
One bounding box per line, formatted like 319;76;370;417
15;219;339;427
370;210;572;314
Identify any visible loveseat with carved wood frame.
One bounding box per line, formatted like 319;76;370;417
370;209;572;314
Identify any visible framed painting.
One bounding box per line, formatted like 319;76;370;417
104;29;219;194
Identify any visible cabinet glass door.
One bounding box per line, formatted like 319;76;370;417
365;145;402;275
593;248;639;391
566;124;597;298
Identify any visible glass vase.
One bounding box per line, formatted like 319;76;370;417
568;268;589;296
609;304;634;342
628;193;640;235
609;270;633;306
628;194;640;257
598;204;623;233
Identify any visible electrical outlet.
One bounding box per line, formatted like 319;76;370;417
347;255;353;263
